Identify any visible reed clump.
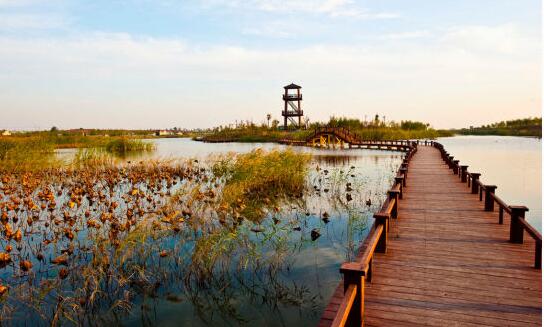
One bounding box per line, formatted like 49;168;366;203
104;138;155;154
213;148;310;221
0;137;58;171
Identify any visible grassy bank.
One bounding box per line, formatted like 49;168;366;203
104;137;155;154
201;126;309;143
201;117;450;143
0;137;58;171
451;117;541;137
0;135;155;171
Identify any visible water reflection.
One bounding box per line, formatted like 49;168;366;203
46;135;541;326
5;139;403;326
437;135;541;231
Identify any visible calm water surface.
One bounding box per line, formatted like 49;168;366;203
55;138;403;326
139;139;401;326
437;136;541;231
49;136;541;326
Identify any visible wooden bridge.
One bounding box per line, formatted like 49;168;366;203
319;143;542;327
306;127;414;150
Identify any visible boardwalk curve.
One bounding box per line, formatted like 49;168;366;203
320;144;542;327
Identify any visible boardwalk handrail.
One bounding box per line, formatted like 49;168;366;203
329;144;417;326
330;284;357;327
433;141;542;269
309;126;417;149
325;141;540;326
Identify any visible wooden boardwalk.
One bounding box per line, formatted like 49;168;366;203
320;145;542;327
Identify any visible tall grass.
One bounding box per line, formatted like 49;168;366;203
202;125;310;142
213;148;310;221
0;135;156;171
72;148;117;169
202;117;448;143
0;137;58;171
104;138;155;154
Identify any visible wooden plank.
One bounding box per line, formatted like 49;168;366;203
319;145;542;326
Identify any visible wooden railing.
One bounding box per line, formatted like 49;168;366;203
433;142;542;269
330;144;417;327
310;126;421;148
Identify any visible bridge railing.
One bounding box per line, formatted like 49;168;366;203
433;142;542;269
311;126;419;148
329;145;417;327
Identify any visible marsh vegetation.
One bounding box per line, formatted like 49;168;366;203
201;116;450;143
0;138;401;326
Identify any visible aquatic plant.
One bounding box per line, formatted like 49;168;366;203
0;137;58;172
104;138;155;154
0;146;399;325
212;148;310;221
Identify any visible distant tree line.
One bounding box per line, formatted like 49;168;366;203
454;117;541;137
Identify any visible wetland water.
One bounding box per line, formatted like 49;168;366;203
437;136;541;231
123;140;404;326
3;136;540;326
5;139;403;326
115;139;402;326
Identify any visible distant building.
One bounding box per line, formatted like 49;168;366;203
1;130;11;136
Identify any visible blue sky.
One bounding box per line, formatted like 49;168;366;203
0;0;541;129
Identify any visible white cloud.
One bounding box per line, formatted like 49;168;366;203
441;23;532;55
379;30;432;40
0;23;540;129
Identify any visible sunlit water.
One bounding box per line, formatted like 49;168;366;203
41;139;403;326
27;136;542;326
126;139;402;326
437;135;541;231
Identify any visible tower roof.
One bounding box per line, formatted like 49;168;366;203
284;83;301;89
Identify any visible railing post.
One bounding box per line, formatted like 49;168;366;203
399;168;408;186
484;185;497;211
374;213;389;253
470;173;481;194
509;206;528;244
394;177;404;199
452;160;459;174
499;207;504;224
388;190;400;219
339;262;365;326
460;165;468;182
535;239;542;269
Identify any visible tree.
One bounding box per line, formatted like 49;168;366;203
50;126;58;132
266;113;271;128
271;119;280;129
